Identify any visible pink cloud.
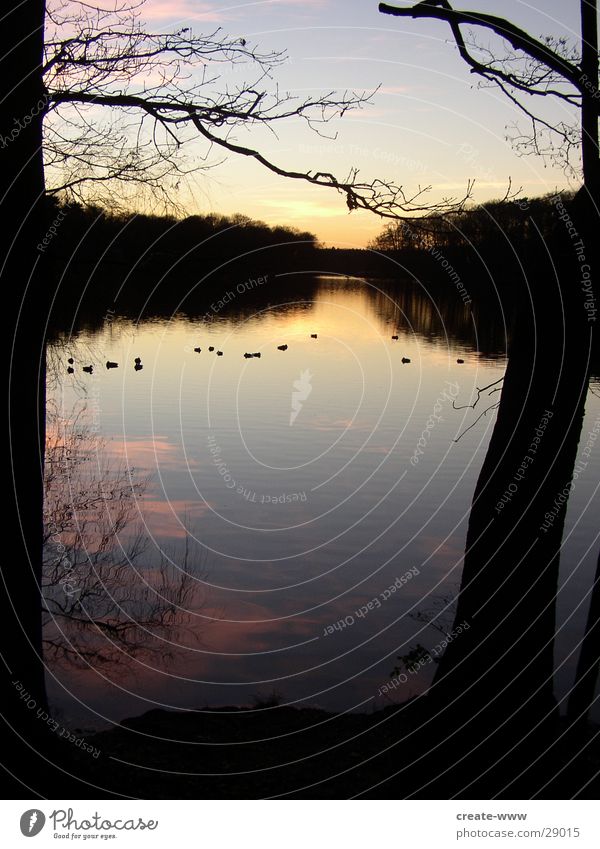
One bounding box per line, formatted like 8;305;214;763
142;0;328;25
201;599;318;654
379;85;413;95
140;498;212;538
142;1;225;23
108;436;198;472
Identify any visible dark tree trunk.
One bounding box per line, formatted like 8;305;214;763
1;0;50;787
430;265;590;716
567;550;600;730
580;0;600;200
413;1;600;796
424;197;596;793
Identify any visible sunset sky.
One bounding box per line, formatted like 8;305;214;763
141;0;584;246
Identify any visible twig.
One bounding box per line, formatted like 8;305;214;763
452;375;504;410
453;401;500;442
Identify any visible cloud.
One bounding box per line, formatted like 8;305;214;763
257;198;346;219
140;498;212;538
109;436;198;471
142;0;328;24
142;1;224;23
202;599;317;654
378;85;413;95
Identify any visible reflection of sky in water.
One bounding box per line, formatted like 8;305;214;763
47;278;600;727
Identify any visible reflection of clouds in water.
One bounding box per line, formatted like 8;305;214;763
45;279;600;724
109;436;198;471
140;498;212;539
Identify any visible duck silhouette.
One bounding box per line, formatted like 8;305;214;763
67;366;74;374
310;334;318;339
216;351;223;356
106;361;118;369
401;357;411;364
277;344;288;351
193;347;201;353
457;358;465;364
83;365;93;374
392;335;399;340
67;357;74;365
134;357;142;364
208;346;215;352
252;352;261;358
134;363;143;371
243;352;253;359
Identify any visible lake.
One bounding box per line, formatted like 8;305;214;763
45;275;600;728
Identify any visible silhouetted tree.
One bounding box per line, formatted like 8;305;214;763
379;1;599;792
567;548;600;733
380;1;599;201
2;1;50;780
42;0;474;216
368;192;575;257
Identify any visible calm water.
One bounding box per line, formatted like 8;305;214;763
46;276;600;727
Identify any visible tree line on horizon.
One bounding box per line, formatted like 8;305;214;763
45;189;579;272
368;190;578;255
44;197;320;268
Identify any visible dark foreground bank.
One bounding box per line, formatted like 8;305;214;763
5;701;600;799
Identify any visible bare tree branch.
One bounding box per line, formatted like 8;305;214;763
454;401;501;442
379;1;598;182
42;0;473;215
452;376;505;411
379;1;595;99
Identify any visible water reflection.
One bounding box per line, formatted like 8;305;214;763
43;403;207;671
45;276;600;732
